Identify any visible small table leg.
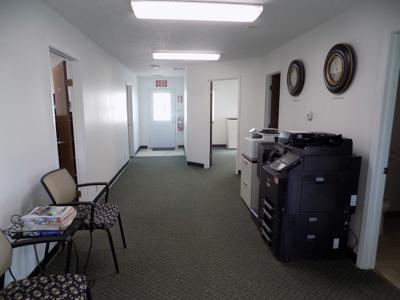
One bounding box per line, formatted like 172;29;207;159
65;241;72;273
43;242;50;270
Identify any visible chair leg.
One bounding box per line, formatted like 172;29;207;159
105;229;120;273
118;213;127;249
86;286;93;300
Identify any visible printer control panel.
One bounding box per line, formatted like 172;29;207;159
269;153;300;172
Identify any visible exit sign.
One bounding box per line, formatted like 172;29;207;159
156;80;167;87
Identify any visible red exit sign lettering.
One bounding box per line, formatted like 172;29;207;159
156;80;167;87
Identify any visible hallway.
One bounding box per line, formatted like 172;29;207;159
50;149;400;299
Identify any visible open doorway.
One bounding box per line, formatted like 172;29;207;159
209;79;239;170
265;73;281;129
148;89;176;149
49;50;77;181
375;72;400;288
136;77;185;158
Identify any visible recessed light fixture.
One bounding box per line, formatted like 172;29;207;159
153;52;220;61
131;1;263;23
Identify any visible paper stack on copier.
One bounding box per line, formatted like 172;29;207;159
243;128;279;159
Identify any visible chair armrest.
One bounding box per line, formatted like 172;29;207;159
50;202;95;231
76;182;110;203
76;182;109;188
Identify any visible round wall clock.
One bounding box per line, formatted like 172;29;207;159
287;60;305;96
324;43;356;94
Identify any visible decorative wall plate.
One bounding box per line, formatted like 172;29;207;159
287;60;305;96
324;43;356;94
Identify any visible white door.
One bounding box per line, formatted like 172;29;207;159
149;90;176;148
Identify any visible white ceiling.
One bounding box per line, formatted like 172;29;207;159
43;0;362;76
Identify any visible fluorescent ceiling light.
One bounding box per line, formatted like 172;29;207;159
153;52;220;61
131;1;263;23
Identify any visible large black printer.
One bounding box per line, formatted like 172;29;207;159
257;131;361;261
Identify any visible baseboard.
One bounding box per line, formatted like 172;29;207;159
187;161;204;168
178;145;184;148
212;144;226;147
109;160;129;187
135;145;148;154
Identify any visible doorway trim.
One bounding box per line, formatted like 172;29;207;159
208;77;241;173
48;46;86;186
126;82;135;157
357;32;400;269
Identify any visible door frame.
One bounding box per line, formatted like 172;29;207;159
264;71;281;128
48;47;86;186
148;87;177;148
357;32;400;269
208;77;241;172
126;82;135;157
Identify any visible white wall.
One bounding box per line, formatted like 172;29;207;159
185;58;266;167
138;76;184;147
261;0;400;266
212;79;239;145
0;0;137;280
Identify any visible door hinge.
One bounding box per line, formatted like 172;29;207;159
384;167;388;175
269;85;272;91
66;79;73;87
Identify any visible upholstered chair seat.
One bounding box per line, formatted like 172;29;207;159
77;203;119;230
1;274;88;300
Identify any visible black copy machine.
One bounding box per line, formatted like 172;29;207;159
257;131;361;261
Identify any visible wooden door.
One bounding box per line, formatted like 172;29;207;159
269;73;281;129
52;61;77;181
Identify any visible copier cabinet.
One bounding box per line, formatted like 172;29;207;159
240;154;259;215
257;133;361;261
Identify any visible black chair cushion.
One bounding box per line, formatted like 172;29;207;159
77;203;119;230
0;273;87;300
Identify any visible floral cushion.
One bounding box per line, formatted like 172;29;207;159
0;274;87;300
77;203;119;230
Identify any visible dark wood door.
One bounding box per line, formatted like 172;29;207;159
269;73;281;128
52;61;77;181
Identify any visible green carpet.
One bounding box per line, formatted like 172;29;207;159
50;148;400;299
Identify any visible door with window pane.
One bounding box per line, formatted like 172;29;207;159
149;90;176;148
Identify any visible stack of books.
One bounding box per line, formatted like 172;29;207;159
21;206;77;237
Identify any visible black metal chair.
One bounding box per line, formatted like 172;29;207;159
0;232;92;299
41;168;127;273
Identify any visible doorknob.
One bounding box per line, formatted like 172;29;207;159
57;141;65;145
